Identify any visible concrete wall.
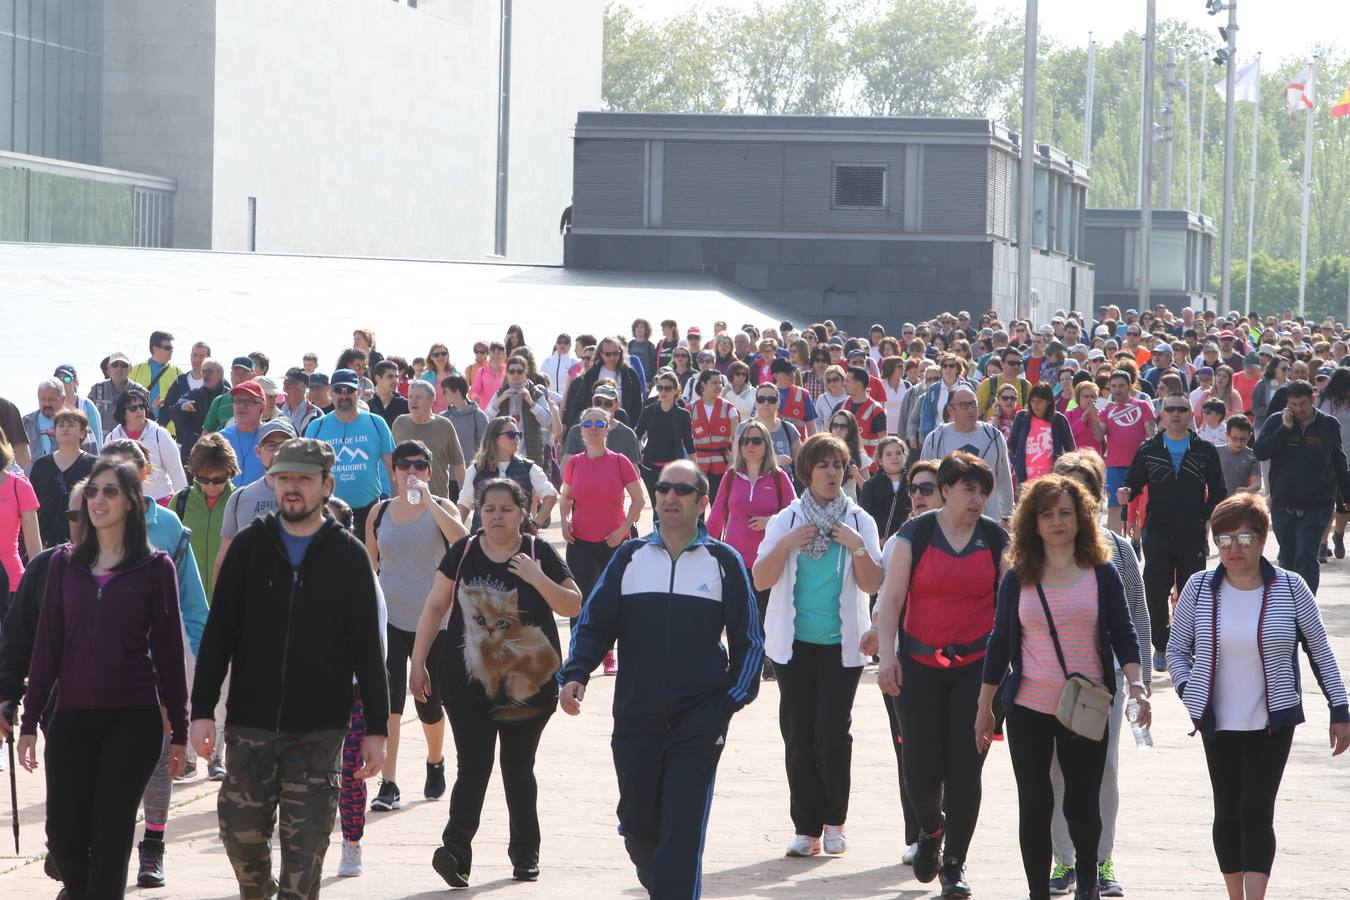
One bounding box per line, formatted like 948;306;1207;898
100;0;216;249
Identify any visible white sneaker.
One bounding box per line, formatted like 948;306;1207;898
337;842;362;877
902;841;920;864
822;824;847;855
785;834;821;857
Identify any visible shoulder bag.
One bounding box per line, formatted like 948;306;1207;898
1035;583;1112;740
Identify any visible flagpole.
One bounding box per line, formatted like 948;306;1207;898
1218;0;1238;314
1296;59;1316;317
1198;49;1209;217
1185;51;1193;210
1017;0;1037;322
1139;0;1156;312
1083;34;1096;168
1244;53;1261;315
1138;36;1147;207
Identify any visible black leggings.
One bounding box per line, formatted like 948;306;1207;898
896;654;987;863
772;641;862;836
883;693;921;845
1141;528;1206;655
386;625;445;723
566;537;619;633
1202;728;1294;875
1005;703;1108;900
44;706;165;898
441;707;551;876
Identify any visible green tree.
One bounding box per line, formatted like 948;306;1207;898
730;0;847;115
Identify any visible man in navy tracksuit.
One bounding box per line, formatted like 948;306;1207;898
559;459;763;899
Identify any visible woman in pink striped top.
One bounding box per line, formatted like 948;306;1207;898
977;476;1148;900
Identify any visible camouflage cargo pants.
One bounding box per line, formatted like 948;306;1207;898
218;726;346;900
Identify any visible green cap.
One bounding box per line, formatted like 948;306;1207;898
268;438;334;475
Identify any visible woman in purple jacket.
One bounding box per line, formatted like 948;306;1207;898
17;458;188;898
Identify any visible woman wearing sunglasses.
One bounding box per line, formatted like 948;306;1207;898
459;417;557;531
634;373;694;517
365;440;466;820
107;385;187;506
827;410;870;500
17;459;189;898
421;343;460;414
1168;493;1348;900
737;382;801;485
171;432;239;599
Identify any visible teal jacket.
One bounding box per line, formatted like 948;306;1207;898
145;500;209;656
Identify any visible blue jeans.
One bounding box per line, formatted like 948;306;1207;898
1271;507;1332;594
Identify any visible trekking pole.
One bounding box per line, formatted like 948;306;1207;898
3;704;16;854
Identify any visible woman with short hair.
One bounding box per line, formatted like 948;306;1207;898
722;361;756;419
28;408;96;547
1168;493;1348;900
634;372;694;515
107;385;187;504
176;432;240;599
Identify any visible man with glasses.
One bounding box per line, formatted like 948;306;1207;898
1118;393;1227;671
975;348;1032;417
559;458;762;900
203;357;257;434
220;381;269;487
129;331;182;420
393;381;466;500
88;351;136;441
304;368;396;539
919;386;1013;521
560;383;640;469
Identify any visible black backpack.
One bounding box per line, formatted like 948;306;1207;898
904;511;1005;598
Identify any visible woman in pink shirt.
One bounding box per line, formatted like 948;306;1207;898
706;418;796;622
1065;381;1106;456
559;404;645;676
469;342;507;408
0;434;41;601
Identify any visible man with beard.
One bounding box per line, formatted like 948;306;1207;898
192;438;388;899
304;369;395;538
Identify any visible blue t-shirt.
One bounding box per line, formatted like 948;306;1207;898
1163;433;1189;474
221;424;263;486
305;411;395;508
792;543;844;645
278;527;315;567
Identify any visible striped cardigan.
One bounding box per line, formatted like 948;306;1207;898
1103;528;1152;684
1167;559;1349;735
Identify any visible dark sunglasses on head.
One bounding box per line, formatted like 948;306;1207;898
83;483;122;499
655;481;705;497
195;475;230;486
756;395;779;404
395;459;431;471
908;482;937;497
1214;532;1257;549
739;436;765;446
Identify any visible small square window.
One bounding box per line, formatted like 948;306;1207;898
832;164;887;210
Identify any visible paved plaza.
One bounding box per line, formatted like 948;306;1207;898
2;516;1348;899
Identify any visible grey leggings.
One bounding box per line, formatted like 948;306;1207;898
142;735;173;828
1050;672;1125;863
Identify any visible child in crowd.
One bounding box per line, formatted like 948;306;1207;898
1215;414;1261;495
1196;399;1228;447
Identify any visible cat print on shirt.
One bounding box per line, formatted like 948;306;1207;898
458;580;561;719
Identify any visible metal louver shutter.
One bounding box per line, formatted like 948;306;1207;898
573;139;646;228
922;146;987;234
831;165;887;209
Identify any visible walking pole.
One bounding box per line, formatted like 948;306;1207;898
4;704;17;854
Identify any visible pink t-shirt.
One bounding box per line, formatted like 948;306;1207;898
1066;407;1103;454
0;473;40;584
1024;417;1055;482
1102;399;1155;468
563;449;640;542
1014;570;1104;715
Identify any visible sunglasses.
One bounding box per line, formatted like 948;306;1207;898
195;475;230;486
396;459;431;471
830;422;850;431
431;351;448;358
1214;532;1257;549
157;344;174;352
756;395;779;404
655;481;705;497
1163;405;1191;414
507;368;526;375
332;386;357;395
125;404;147;413
998;394;1018;401
602;351;622;359
260;440;288;452
581;419;609;429
501;431;522;440
908;482;937;496
656;385;676;393
951;400;978;410
1004;360;1022;368
65;509;82;522
83;483;123;499
739;436;765;446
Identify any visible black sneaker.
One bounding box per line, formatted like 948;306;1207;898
512;862;540;882
136;838;166;888
1130;537;1141;559
370;779;401;811
173;761;197;781
432;846;469;888
1049;860;1077;895
938;857;971;897
424;760;447;800
1335;532;1346;559
912;821;944;884
762;659;776;681
1097;859;1123;896
1319;544;1331;564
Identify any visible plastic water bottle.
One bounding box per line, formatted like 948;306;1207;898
1126;698;1153;750
407;485;422;506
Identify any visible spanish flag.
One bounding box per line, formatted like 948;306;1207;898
1334;84;1350;118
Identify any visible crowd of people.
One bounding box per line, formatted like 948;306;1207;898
0;303;1347;900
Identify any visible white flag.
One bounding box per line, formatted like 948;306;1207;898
1287;63;1315;114
1217;60;1261;103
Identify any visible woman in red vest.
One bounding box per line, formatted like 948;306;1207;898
689;370;739;502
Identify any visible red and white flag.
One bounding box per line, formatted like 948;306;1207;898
1287;63;1315;116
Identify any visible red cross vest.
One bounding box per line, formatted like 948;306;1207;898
691;396;735;475
847;397;886;468
780;385;811;440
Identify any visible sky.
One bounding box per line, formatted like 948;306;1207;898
626;0;1347;69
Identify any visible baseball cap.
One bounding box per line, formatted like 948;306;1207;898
108;351;131;366
54;364;77;380
1152;343;1173;354
230;356;256;371
1069;344;1089;356
846;347;867;358
1195;366;1214;379
1316;366;1334;380
1218;330;1235;339
827;336;845;347
1258;344;1278;356
284;366;308;385
254;376;281;397
1243;351;1261;367
1038;324;1055;336
257;418;297;442
330;368;359;388
230;381;265;402
308;373;330;388
268;438;335;475
592;383;619;402
1087;348;1106;360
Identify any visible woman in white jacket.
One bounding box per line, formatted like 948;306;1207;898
752;432;883;859
540;334;579;405
106;386;187;503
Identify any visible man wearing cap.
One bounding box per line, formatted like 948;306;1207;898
559;382;640;469
88;351;134;440
254;377;281;423
1142;343;1187;393
307;373;334;415
278;368;323;434
203;357;257;433
304;368;395;538
220;381;268;487
192;437;389;900
1216;330;1245;370
172;359;229;466
392;380;466;499
52;365;104;450
129;331;182;419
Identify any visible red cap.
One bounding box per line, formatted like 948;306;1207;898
230;381;265;402
1218;330;1235;339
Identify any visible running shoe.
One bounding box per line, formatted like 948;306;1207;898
603;651;618;676
1335;532;1345;559
1097;858;1124;896
173;761;197;781
912;821;944;883
337;842;362;877
784;834;821;857
512;862;540;882
370;779;401;811
1049;860;1076;895
432;846;469;888
207;761;227;782
1152;651;1167;673
762;659;776;681
938;857;971;898
822;824;847;854
1319;544;1331;564
136;839;166;888
901;841;919;865
425;760;446;800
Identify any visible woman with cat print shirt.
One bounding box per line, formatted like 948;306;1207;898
410;478;582;890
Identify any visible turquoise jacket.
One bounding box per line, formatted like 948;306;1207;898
144;500;209;656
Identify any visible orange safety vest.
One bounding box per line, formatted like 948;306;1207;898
848;397;885;467
691;397;735;475
780;385;811;440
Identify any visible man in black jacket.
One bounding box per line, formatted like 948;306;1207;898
191;438;388;899
167;358;228;465
1118;393;1228;671
1254;379;1350;594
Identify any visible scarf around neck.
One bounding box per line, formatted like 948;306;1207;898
800;490;849;559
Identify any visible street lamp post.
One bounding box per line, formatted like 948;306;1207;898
1018;0;1037;321
1215;0;1239;313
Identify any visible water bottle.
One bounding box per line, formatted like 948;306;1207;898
1126;698;1153;750
407;484;422;506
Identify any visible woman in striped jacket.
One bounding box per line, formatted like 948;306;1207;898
1168;492;1349;900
